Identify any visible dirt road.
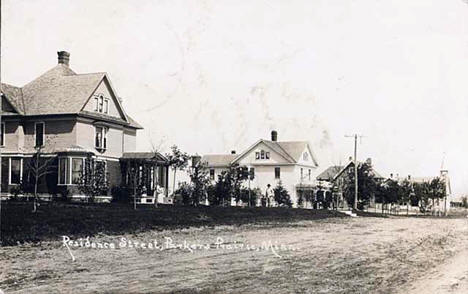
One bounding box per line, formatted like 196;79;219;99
402;248;468;294
1;217;467;293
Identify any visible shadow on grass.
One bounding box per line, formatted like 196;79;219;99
0;202;348;246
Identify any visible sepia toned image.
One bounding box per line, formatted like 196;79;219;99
0;0;468;293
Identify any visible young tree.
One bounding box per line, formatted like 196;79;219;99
399;179;413;215
189;162;211;206
77;155;109;203
166;145;190;196
413;181;431;213
274;181;292;208
26;145;56;212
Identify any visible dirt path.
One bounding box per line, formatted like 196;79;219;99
1;217;467;293
402;249;468;294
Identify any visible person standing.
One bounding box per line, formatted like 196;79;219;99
265;184;274;207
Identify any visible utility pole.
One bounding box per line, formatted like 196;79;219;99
345;134;363;210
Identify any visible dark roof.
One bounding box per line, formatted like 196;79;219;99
330;161;384;182
201;154;237;167
316;166;343;181
1;62;142;129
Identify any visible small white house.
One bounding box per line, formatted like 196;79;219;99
201;131;319;207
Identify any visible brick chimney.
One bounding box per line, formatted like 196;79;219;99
231;150;236;155
57;51;70;66
271;130;278;142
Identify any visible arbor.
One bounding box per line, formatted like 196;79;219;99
25;145;56;212
166;145;190;196
274;181;292;208
77;155;109;202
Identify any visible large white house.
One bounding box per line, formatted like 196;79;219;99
201;131;319;207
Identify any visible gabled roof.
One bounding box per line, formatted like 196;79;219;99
331;161;384;182
201;154;237;167
316;165;343;181
1;58;142;129
231;139;318;166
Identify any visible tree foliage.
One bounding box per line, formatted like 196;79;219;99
274;181;292;208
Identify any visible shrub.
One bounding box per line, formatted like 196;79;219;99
111;186;131;203
175;182;194;205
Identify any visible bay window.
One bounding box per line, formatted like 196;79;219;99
58;157;69;185
10;158;22;185
59;157;87;185
72;158;84;184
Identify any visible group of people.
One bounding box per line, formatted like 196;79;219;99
259;184;276;207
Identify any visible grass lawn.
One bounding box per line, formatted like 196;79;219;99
0;202;346;245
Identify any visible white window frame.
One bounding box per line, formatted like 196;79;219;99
58;157;69;185
0;122;5;147
104;99;109;114
95;126;108;150
71;157;85;185
8;157;23;185
34;122;45;148
94;97;99;111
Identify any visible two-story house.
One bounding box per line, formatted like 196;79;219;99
201;131;319;207
1;51;169;198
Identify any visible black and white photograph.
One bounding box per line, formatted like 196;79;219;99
0;0;468;293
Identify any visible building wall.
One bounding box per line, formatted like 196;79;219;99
22;119;76;153
3;120;21;152
75;121;123;159
82;79;125;119
123;128;136;152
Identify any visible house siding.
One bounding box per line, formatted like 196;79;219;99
23;119;77;153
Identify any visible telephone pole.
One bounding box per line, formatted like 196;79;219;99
345;134;363;210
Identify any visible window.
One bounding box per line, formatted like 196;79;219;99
95;160;107;182
10;158;22;185
210;169;215;180
249;167;255;180
308;169;311;180
0;122;4;146
275;167;281;179
98;96;104;112
58;158;69;185
256;150;270;160
95;126;108;150
35;122;45;147
94;94;109;114
301;168;303;179
303;152;309;161
72;158;84;184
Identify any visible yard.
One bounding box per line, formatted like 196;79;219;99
0;204;467;293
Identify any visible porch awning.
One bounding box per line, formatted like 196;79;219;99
121;152;168;165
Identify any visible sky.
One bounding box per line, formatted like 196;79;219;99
2;0;468;196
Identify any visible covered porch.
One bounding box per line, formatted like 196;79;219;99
120;152;170;201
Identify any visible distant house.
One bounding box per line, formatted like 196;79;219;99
202;131;319;207
1;51;169;199
316;158;383;209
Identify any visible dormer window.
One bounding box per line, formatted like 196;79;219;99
95;126;108;151
94;94;109;114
